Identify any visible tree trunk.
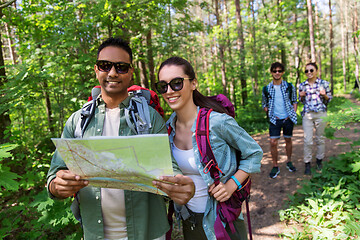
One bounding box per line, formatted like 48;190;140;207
146;29;155;90
352;1;360;91
329;0;334;94
307;0;316;62
0;2;15;144
235;0;247;105
294;12;301;87
340;0;347;91
250;0;258;95
315;1;322;78
139;60;149;89
214;0;227;96
4;22;17;64
224;0;236;103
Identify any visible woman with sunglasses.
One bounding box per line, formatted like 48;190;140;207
299;62;332;175
155;56;262;240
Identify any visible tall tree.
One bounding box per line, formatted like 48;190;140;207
235;0;247;105
352;0;360;91
329;0;334;94
307;0;316;62
339;0;347;91
0;0;15;144
214;0;228;96
250;0;259;95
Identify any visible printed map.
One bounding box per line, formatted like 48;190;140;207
52;134;173;195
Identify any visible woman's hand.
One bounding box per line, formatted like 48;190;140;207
153;174;195;205
208;181;237;202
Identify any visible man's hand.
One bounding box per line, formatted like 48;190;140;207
49;170;89;199
153;174;195;205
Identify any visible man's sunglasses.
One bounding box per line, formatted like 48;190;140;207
305;69;315;74
96;60;132;74
155;77;192;94
272;70;283;73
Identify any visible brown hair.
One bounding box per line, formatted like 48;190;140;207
158;57;230;115
305;62;318;70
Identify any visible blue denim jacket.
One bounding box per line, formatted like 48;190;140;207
167;108;263;239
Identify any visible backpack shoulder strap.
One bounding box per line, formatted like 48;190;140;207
195;108;222;184
75;87;101;138
125;90;152;135
262;85;269;100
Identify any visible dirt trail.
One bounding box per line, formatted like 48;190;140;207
248;109;359;239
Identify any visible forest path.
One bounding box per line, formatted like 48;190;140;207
248;94;359;239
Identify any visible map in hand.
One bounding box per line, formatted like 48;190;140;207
52;134;174;196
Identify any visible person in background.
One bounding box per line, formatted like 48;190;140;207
299;62;332;175
47;37;195;240
262;62;298;179
156;56;263;239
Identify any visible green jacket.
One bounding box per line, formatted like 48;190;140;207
47;95;171;240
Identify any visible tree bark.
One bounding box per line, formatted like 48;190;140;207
250;0;258;95
146;29;155;90
329;0;334;94
315;1;322;78
352;1;360;91
294;12;301;87
235;0;247;105
0;2;15;144
307;0;316;62
340;0;347;91
214;0;227;96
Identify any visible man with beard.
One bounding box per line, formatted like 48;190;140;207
262;62;298;178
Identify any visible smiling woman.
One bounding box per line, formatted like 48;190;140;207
156;56;263;240
298;62;332;175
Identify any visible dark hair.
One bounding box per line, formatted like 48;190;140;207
270;62;285;72
158;56;230;115
305;62;318;70
97;37;133;62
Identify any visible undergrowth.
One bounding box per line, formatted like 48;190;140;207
279;96;360;239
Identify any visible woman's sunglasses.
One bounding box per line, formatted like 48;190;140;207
155;77;192;94
305;69;315;74
96;60;132;74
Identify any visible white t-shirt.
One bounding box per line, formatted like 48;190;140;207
273;85;289;119
172;144;208;213
101;107;128;239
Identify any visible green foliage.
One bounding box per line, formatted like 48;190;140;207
280;150;360;239
323;97;360;147
236;95;268;135
0;144;20;192
279;98;360;239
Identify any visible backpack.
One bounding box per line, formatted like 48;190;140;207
166;94;252;240
262;81;293;102
75;85;164;138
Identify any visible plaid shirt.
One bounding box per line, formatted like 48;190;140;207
262;80;298;125
298;78;332;116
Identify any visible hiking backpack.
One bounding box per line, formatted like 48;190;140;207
262;81;294;103
75;85;164;138
167;94;252;240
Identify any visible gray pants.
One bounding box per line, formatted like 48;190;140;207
302;111;327;163
182;211;248;240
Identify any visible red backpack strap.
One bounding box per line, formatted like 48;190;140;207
195;108;223;184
